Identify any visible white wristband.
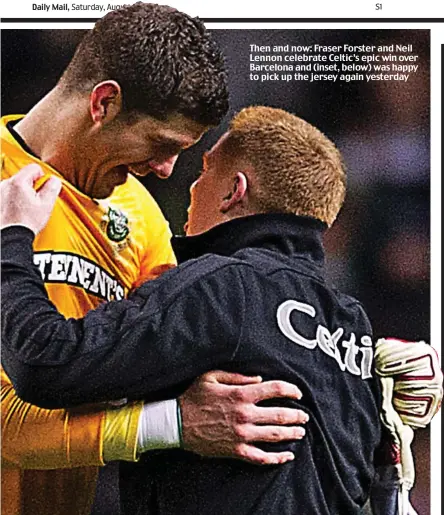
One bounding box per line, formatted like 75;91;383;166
136;399;181;454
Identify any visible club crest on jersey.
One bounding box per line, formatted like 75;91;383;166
106;207;129;242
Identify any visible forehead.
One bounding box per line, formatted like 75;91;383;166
205;132;231;166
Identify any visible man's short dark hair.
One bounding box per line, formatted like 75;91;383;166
60;2;229;126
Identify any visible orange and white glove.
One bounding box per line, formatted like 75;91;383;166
374;338;443;515
376;338;442;428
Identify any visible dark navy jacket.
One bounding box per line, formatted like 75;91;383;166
1;214;381;515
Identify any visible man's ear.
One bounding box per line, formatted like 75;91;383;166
89;81;122;126
220;172;248;213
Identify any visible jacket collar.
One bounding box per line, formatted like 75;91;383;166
172;213;327;266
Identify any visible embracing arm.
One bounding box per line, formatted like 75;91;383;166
1;165;309;466
1;226;242;408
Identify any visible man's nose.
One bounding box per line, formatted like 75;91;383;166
148;155;179;179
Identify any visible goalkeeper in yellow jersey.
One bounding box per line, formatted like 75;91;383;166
1;108;441;514
0;5;310;515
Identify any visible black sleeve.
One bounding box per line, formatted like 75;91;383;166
1;227;245;409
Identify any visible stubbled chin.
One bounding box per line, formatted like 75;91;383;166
128;164;171;179
128;164;151;177
127;166;143;177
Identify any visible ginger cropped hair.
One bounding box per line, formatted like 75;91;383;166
60;2;229;126
226;106;346;227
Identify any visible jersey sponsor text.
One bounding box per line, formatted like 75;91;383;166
34;251;125;301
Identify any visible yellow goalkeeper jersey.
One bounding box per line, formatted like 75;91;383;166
1;114;177;515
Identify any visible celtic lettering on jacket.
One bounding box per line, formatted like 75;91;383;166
34;251;125;301
277;300;373;379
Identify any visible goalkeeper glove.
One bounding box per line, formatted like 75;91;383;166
373;338;443;515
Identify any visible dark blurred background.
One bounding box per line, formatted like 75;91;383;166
1;29;431;514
